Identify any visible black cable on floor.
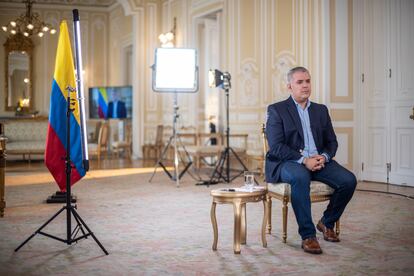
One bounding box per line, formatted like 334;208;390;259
356;188;414;200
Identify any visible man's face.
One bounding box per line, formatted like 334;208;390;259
112;91;119;101
287;71;311;103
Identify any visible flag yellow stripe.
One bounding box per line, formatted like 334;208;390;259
53;21;80;125
99;88;108;103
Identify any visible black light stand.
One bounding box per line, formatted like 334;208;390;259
148;48;198;187
201;72;248;185
149;93;193;187
15;10;108;255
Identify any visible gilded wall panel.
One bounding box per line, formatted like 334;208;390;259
91;15;107;86
330;108;353;121
271;0;296;104
330;0;353;103
275;0;294;54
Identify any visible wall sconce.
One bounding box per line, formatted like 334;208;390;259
20;98;30;107
159;17;176;48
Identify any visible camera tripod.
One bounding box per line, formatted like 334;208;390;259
149;93;192;187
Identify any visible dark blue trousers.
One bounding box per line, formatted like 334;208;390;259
279;160;357;240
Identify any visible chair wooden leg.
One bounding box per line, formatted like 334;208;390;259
282;197;288;243
266;194;272;234
335;219;340;236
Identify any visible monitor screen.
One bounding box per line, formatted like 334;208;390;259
88;86;132;119
152;48;198;93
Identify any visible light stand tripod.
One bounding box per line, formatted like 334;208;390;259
15;88;108;255
149;93;192;187
202;72;248;184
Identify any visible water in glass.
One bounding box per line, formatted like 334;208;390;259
244;171;255;192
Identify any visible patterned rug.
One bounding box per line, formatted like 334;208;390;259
1;169;413;275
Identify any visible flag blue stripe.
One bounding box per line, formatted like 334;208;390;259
49;79;86;177
98;92;108;117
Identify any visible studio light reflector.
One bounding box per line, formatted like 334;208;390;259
152;48;198;93
208;69;224;88
208;69;231;89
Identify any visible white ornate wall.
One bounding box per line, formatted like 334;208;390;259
0;0;356;172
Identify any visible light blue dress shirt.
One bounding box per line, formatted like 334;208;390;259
292;98;329;164
113;101;118;118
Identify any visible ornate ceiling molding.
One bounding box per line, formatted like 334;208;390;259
117;0;146;15
0;0;117;8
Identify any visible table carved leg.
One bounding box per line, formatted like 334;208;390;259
211;201;218;251
240;203;246;245
232;199;242;254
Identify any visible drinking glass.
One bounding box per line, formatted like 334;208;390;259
244;171;255;192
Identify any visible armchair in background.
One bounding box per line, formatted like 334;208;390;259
112;123;132;159
142;125;164;160
89;121;109;167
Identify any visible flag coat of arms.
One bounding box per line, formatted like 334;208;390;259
45;21;86;191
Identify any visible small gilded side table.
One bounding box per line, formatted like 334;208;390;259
210;187;268;254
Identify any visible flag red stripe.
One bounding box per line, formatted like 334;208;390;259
45;123;82;191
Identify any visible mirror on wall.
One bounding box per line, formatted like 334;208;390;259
4;33;33;112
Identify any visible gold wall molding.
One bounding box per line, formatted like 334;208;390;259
330;108;354;121
330;0;353;103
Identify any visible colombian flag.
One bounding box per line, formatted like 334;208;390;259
97;87;108;119
45;21;86;191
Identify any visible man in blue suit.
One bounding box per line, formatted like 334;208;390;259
108;90;127;119
265;66;356;254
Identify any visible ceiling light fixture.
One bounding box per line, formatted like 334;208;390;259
1;0;55;38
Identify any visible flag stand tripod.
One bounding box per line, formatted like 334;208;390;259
15;90;108;255
15;11;107;255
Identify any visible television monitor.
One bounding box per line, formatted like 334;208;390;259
88;86;132;119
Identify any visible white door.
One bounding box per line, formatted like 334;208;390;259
388;0;414;185
361;0;390;183
361;0;414;186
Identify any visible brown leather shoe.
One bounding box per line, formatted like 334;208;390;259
301;237;323;254
317;220;340;242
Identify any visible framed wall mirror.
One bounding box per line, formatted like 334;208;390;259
4;33;33;112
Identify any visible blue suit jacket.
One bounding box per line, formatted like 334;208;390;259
265;96;338;182
108;101;127;119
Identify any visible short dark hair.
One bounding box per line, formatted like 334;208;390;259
287;66;309;83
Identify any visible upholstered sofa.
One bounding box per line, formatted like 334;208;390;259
1;118;48;161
